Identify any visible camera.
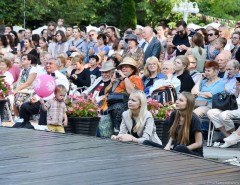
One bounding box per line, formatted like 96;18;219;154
11;47;17;54
115;72;120;79
236;77;240;82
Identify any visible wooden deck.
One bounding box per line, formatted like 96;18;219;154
0;127;239;185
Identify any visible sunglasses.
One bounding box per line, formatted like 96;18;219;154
207;33;214;37
177;30;185;34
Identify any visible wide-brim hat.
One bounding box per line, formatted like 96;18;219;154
117;57;138;72
99;60;115;72
125;34;138;44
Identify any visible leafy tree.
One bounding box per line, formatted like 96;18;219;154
119;0;137;30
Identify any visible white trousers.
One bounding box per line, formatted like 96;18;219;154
207;108;240;131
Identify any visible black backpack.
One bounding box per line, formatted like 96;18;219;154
151;86;177;104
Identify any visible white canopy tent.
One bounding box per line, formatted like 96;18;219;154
204;22;221;29
32;25;48;35
187;23;201;30
13;26;25;32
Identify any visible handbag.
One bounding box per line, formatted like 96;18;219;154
98;114;114;138
107;93;129;107
212;93;238;111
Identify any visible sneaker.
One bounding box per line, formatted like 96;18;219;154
14;117;23;123
219;142;236;148
224;132;240;143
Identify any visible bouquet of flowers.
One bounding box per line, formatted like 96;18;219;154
65;95;99;117
147;98;175;120
0;76;12;99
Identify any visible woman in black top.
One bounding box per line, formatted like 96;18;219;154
70;54;91;90
165;92;203;157
174;55;195;92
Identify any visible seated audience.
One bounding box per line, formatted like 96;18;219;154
215;52;230;78
111;90;162;145
122;34;144;69
205;28;220;60
103;57;144;133
165;92;203;157
207;60;240;145
149;60;181;95
185;32;206;72
69;54;91;91
230;31;240;62
88;55;101;85
214;37;227;53
187;55;201;83
192;61;225;117
174;55;195;92
142;56;165;96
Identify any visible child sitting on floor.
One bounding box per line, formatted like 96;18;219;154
40;84;68;133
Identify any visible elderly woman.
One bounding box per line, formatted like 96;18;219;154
48;30;69;58
207;60;240;145
122;34;144;70
104;57;144;133
192;61;225;117
111;90;162;145
142;56;165;97
205;29;220;60
174;55;195;92
150;60;181;95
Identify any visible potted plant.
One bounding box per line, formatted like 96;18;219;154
65;94;100;136
0;76;12;121
147;98;175;145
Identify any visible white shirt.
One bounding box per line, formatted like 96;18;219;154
3;71;14;87
149;76;181;95
35;70;69;101
143;37;153;52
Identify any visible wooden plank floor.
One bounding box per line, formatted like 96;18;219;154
0;127;239;185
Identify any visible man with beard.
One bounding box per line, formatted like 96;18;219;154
82;60;115;106
172;20;195;56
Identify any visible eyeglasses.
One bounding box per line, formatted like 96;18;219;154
226;68;234;71
231;37;239;40
208;33;214;37
89;34;94;37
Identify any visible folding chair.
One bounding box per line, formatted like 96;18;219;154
207;118;240;147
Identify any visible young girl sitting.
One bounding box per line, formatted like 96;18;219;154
40;84;68;133
164;91;203;157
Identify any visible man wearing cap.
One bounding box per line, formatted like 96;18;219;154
122;33;144;69
82;60;115;105
141;26;161;64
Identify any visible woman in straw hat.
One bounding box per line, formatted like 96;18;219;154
102;57;144;134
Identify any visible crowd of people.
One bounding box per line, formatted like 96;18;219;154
0;18;240;157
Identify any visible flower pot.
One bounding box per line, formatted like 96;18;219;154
66;117;100;136
155;119;170;146
0;99;7;121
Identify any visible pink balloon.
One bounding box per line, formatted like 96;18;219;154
34;74;56;98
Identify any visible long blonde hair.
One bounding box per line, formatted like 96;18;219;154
169;92;195;145
128;90;148;133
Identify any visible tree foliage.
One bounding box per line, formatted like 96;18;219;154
0;0;239;29
120;0;137;30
